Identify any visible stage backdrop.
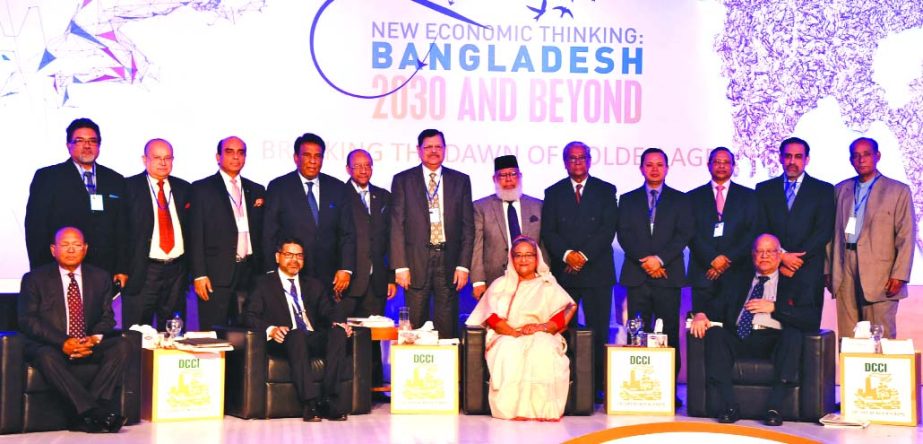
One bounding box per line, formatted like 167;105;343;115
2;0;922;295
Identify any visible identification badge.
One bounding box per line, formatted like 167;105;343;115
90;194;104;211
844;216;857;235
713;222;725;237
429;208;441;224
236;216;249;233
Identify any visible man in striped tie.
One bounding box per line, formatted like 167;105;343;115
701;234;822;426
18;227;131;433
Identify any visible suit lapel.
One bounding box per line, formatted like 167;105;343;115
490;197;509;245
48;267;68;332
212;173;237;222
414;166;431;213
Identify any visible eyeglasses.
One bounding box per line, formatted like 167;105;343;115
496;172;520;180
421;145;444;152
513;253;537;260
565;156;588;164
278;252;304;260
753;249;780;257
70;138;100;146
349;164;372;171
148;155;174;163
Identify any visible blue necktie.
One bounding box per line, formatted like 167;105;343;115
506;201;521;240
785;180;797;210
288;278;308;330
306;181;319;225
737;276;770;339
83;171;96;194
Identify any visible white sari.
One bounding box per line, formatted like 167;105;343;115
466;249;575;420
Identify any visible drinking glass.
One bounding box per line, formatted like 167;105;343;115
398;306;412;331
870;324;883;353
627;318;642;346
165;318;183;345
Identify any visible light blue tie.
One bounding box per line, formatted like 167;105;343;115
785;180;797;210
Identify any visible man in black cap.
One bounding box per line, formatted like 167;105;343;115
471;155;545;299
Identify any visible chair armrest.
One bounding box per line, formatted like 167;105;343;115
800;329;836;421
350;327;372;414
216;326;267;419
461;326;488;414
0;332;23;434
686;331;708;417
118;330;142;425
564;328;594;415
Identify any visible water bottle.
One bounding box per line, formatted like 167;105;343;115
165;312;184;341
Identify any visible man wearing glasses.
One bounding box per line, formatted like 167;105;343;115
471;155;545;300
25;118;127;289
540;141;618;404
242;238;352;421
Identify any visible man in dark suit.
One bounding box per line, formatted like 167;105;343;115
18;227;130;433
262;133;355;298
472;155;544;299
121;139;190;330
688;147;759;337
342;149;393;392
617;147;693;404
391;129;474;339
242;238;352;421
25;117;127;289
755;137;834;308
698;234;821;426
189;136;265;330
541;141;618;401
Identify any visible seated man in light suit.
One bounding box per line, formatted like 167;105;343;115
693;233;821;426
17;227;131;433
241;238;353;422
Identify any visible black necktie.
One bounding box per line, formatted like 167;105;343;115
506;201;521;240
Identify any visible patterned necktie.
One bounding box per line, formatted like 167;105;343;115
288;279;308;331
715;184;725;220
157;180;175;254
66;272;86;338
575;183;583;205
306;181;319;225
428;172;445;244
506;201;521;241
83;171;96;194
737;276;770;339
785;180;797;210
230;177;248;259
360;189;370;214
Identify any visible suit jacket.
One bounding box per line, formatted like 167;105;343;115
755;173;834;303
687;182;759;292
346;180;392;298
122;173;191;295
826;174;915;302
390;165;474;288
18;263;116;353
471;193;544;287
262;172;356;283
25;160;126;274
704;268;821;333
188;172;265;286
617;184;693;288
541;176;618;288
242;271;340;333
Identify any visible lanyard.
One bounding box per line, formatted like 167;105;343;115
147;176;173;210
226;180;244;213
853;174;881;215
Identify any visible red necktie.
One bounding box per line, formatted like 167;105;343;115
157;180;175;254
575;183;583;205
66;272;86;338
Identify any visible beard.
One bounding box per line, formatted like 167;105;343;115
495;182;523;202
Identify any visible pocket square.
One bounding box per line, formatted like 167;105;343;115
108;194;119;199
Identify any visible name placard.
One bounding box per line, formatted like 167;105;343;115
607;346;675;415
142;348;225;422
840;352;920;426
390;344;458;414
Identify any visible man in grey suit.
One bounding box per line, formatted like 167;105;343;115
391;129;474;339
471;155;543;299
826;137;916;339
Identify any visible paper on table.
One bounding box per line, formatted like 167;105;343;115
840;337;876;354
881;338;915;355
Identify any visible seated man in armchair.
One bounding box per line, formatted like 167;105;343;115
690;233;821;426
241;237;353;422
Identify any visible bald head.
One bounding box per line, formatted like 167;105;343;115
143;138;174;180
752;234;782;275
51;227;87;271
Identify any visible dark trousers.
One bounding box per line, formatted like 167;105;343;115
123;259;187;331
405;249;458;339
627;283;681;377
704;326;803;413
565;285;612;395
272;327;349;414
26;336;132;415
198;259;252;330
338;283;385;387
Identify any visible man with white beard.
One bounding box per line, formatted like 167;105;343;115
471;155;545;299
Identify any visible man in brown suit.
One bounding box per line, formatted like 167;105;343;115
826;137;916;339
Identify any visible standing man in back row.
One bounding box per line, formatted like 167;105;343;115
391;129;474;339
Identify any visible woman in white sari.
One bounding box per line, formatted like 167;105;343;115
466;236;577;420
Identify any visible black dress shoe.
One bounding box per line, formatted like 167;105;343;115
675;396;684;408
717;407;740;424
303;402;322;422
326;413;348;421
70;413;106;433
764;409;783;426
99;412;127;433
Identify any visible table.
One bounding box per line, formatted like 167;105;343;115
371;326;398;395
606;345;675;415
390;344;458;414
141;348;225;422
840;352;920;426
